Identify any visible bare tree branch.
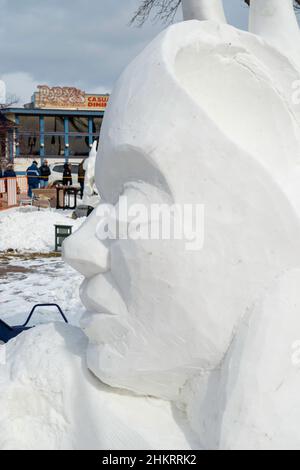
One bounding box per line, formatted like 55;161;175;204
130;0;181;26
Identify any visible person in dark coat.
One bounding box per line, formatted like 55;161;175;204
4;164;16;178
63;163;72;186
78;160;85;198
39;160;51;188
3;164;17;194
0;164;4;201
26;161;40;197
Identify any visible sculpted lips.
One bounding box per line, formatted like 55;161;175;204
80;272;128;317
80;273;131;347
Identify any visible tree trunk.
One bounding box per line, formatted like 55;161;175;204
182;0;227;23
249;0;300;66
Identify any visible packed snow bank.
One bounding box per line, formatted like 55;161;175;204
0;208;85;253
0;323;197;450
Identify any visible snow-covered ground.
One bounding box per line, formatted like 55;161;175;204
0;257;84;327
0;207;85;253
0;207;86;328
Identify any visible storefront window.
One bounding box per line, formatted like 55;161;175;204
44;116;65;133
69;117;88;134
69;135;90;157
44;135;64;156
92;117;102;135
19;115;39;133
19;135;40;156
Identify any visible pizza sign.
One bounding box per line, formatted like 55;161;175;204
36;86;85;108
35;86;109;111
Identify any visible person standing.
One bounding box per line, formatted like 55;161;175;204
63;163;72;186
3;164;18;195
0;162;4;178
26;160;40;198
39;160;51;188
3;163;16;178
0;163;4;203
78;160;85;199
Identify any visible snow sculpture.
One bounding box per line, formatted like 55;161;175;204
64;18;300;405
1;0;300;451
82;140;100;207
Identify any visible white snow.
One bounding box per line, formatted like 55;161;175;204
0;208;85;253
0;207;86;329
187;269;300;450
249;0;300;70
0;257;85;327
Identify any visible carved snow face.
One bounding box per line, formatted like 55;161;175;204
64;21;300;400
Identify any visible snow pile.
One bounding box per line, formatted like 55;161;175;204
0;208;85;253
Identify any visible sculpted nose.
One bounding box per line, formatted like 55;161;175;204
63;211;110;278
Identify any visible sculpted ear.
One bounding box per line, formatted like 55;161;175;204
174;29;299;179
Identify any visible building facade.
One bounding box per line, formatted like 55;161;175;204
1;85;109;172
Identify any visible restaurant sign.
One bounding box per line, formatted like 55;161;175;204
34;85;109;111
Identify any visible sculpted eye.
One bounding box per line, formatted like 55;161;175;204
95;183;170;244
96;146;172;205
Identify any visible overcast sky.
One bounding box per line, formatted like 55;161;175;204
0;0;249;105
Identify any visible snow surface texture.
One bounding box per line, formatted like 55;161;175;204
186;269;300;450
249;0;300;70
2;0;300;450
0;208;84;253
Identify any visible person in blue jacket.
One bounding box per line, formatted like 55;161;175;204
26;161;40;197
